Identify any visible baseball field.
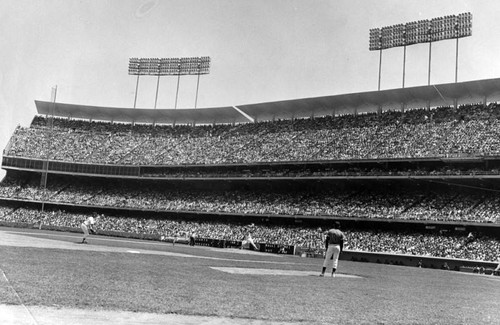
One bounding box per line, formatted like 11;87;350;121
0;226;499;325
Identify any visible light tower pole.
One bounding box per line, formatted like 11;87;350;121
40;85;57;217
129;56;211;109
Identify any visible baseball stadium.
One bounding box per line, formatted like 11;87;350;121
1;1;500;324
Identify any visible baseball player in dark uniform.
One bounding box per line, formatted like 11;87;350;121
320;222;345;277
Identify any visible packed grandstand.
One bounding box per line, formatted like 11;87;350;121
7;102;500;165
1;79;500;270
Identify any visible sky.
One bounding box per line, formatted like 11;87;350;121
1;0;499;178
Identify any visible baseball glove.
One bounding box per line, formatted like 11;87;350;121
89;229;96;235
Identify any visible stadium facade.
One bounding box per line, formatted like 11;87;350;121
1;77;500;273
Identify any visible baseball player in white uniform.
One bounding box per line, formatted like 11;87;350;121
241;232;259;251
320;222;345;277
81;214;97;244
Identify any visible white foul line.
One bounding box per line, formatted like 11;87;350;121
0;269;39;325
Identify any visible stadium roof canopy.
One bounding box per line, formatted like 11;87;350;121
33;102;247;125
35;77;500;125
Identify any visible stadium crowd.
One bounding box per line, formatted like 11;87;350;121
141;166;500;178
2;102;500;266
0;177;498;223
0;206;498;262
5;103;500;166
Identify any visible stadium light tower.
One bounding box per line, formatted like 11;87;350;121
369;28;382;90
128;56;211;109
369;12;472;89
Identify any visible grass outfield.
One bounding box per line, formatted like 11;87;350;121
0;228;499;324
